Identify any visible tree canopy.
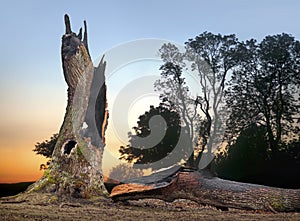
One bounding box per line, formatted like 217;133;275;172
185;32;242;167
226;33;300;155
119;103;190;171
119;32;300;177
216;124;300;188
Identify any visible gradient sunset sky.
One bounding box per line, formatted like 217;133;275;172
1;0;300;183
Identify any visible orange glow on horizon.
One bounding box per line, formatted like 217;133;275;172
0;144;45;183
0;134;124;183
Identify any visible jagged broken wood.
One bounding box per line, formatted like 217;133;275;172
25;14;109;199
6;15;299;212
111;167;300;212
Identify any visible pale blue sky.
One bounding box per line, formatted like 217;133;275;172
1;0;300;97
1;0;300;182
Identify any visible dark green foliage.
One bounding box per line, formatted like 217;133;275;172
216;124;269;180
216;124;300;188
120;32;300;175
185;32;241;75
119;103;189;170
226;33;300;154
33;134;58;158
33;134;57;170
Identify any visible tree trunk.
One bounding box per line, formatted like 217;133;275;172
111;167;300;212
25;14;109;200
7;15;299;212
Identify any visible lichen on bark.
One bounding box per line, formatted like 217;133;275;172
25;14;109;200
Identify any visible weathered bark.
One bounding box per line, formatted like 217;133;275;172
111;167;300;212
5;15;299;213
25;14;109;200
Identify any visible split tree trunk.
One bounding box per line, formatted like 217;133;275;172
26;14;109;200
15;15;300;212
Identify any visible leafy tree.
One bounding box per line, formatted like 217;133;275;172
119;103;189;170
216;125;300;188
154;32;241;169
33;133;57;170
226;33;300;155
216;124;269;181
185;32;242;167
108;163;143;182
120;33;300;174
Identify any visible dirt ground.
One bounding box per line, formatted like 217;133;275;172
1;198;300;221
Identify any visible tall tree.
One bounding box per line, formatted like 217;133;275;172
25;15;109;200
155;32;241;169
6;16;299;212
226;33;300;155
185;32;241;168
113;34;300;212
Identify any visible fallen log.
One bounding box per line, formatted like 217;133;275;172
111;167;300;212
11;15;299;212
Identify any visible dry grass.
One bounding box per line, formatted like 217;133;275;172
1;198;300;221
